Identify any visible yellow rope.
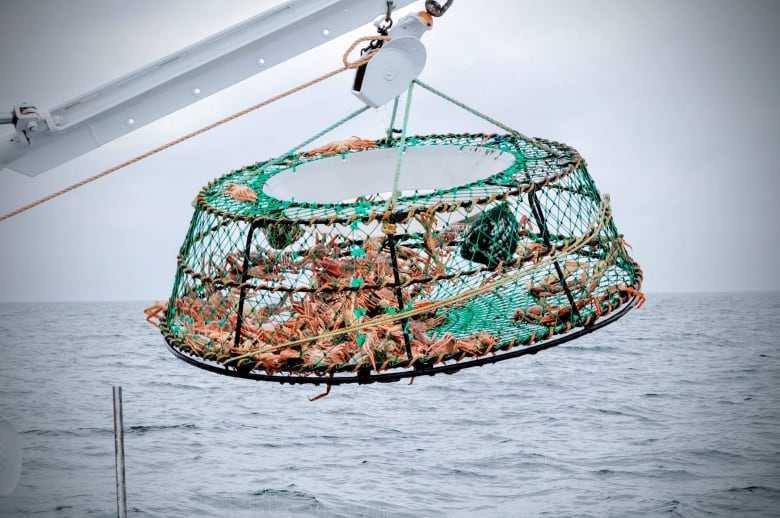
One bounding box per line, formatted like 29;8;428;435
0;35;391;224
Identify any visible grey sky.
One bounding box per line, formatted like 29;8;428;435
1;0;778;302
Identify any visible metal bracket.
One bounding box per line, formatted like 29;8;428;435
3;104;57;147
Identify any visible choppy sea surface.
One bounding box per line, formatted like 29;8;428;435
0;292;778;517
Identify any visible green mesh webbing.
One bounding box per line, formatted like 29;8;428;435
154;130;643;378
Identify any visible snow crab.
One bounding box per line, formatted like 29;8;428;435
299;136;377;158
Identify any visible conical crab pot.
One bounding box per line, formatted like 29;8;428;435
157;133;643;384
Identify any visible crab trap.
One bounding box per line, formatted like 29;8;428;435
146;80;643;385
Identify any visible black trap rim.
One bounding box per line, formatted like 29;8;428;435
161;296;638;386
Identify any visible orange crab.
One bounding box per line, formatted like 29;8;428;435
143;300;168;326
223;183;257;202
619;285;646;308
300;136;377;158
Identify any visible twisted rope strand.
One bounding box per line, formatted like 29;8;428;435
413;79;562;157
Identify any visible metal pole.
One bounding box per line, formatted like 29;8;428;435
233;221;259;350
385;233;414;361
528;191;581;321
112;386;128;518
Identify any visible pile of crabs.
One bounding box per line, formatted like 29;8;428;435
145;210;643;378
146;222;503;375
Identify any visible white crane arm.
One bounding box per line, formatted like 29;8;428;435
0;0;417;177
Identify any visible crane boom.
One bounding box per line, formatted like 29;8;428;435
0;0;417;177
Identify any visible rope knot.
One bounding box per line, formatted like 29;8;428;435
382;222;397;235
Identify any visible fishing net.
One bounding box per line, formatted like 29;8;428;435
146;81;643;385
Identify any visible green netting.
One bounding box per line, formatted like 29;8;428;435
149;128;643;380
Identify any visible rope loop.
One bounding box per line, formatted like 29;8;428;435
342;35;392;68
382;222;397;235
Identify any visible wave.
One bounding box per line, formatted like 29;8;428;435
127;423;197;435
247;486;331;515
21;427;112;437
726;485;779;494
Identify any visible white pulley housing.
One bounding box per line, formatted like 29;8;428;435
352;13;431;108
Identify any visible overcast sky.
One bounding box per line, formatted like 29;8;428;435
0;0;778;302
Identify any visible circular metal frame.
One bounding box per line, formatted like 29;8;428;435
162;296;638;385
158;133;643;385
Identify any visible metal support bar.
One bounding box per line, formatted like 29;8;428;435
1;0;417;176
112;387;128;518
385;233;415;360
233;222;260;350
528;191;581;320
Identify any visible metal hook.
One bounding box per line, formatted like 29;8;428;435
425;0;454;17
362;0;395;54
378;0;394;34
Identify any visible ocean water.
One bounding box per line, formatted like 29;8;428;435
0;292;778;517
